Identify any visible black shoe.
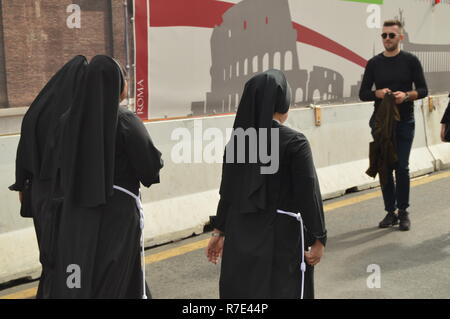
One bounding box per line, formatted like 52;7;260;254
398;210;411;231
379;212;399;228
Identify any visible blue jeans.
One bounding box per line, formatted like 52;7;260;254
372;119;415;212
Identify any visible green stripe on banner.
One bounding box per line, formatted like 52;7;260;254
342;0;384;4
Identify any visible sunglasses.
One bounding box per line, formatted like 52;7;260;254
381;33;398;39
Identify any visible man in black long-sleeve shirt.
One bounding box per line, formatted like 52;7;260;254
359;19;428;231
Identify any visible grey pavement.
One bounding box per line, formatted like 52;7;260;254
1;170;450;299
148;171;450;299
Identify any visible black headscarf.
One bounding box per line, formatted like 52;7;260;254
219;69;291;212
10;55;88;190
61;55;123;207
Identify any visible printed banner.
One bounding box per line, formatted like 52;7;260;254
134;0;450;120
134;0;149;120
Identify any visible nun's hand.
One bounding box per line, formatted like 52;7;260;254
206;230;224;265
305;240;324;266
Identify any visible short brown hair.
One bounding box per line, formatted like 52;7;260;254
383;19;403;30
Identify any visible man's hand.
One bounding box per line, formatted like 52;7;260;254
305;240;324;266
393;91;407;104
205;229;224;265
375;88;391;99
19;191;23;204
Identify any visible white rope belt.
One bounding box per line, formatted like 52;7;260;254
113;185;147;299
276;209;306;299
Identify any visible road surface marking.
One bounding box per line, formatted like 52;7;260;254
1;170;449;299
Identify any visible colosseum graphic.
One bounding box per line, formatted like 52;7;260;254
191;0;344;116
403;31;450;93
190;0;450;117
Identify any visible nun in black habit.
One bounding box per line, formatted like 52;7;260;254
9;55;88;298
49;55;163;298
206;69;327;299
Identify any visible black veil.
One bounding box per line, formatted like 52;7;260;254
60;55;123;207
10;55;88;191
219;69;291;212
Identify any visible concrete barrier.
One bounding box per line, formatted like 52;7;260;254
287;103;380;199
284;101;435;199
0;97;446;284
141;116;229;246
422;94;450;170
408;99;437;178
0;134;41;284
0;107;27;136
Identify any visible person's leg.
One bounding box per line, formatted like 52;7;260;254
381;169;396;213
395;120;415;211
372;115;398;227
395;119;415;230
378;170;399;228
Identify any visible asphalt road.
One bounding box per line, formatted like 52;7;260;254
1;170;450;299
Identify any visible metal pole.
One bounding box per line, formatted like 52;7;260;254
0;0;9;108
124;0;133;110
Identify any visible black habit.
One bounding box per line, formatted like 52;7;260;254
9;56;88;298
211;70;327;299
48;55;163;298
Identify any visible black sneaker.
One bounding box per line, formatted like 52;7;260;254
379;211;399;228
398;210;411;231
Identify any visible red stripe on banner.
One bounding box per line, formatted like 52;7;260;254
147;0;367;68
149;0;233;28
134;0;149;120
292;22;367;68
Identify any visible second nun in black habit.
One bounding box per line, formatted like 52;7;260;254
50;55;163;298
206;69;327;299
9;55;88;298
